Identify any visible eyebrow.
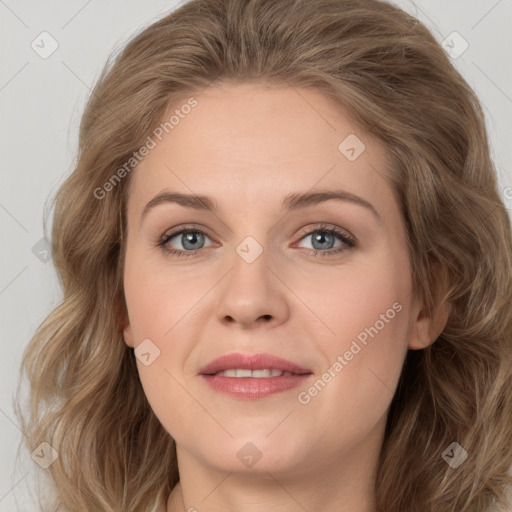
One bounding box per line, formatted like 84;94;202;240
141;188;381;222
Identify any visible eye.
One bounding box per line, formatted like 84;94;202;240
156;225;215;258
294;223;356;257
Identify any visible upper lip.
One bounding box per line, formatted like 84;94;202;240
199;352;312;375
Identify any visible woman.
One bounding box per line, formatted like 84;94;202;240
16;0;512;511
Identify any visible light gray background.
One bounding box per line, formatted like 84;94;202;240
1;1;511;510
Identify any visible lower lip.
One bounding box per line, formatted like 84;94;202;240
201;374;313;399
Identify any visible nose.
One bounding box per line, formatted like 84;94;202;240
215;245;290;329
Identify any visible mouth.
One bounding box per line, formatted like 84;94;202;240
198;352;313;399
198;351;312;375
206;368;302;377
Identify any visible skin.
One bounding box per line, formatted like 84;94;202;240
121;82;447;512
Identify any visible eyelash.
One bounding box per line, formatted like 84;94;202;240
155;223;356;259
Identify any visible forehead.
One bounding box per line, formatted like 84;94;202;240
126;82;394;218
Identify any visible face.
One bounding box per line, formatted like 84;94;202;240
122;82;433;479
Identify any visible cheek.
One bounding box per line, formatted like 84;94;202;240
123;247;200;342
298;248;411;353
294;253;412;437
123;252;211;439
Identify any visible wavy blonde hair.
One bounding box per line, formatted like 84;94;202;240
15;0;512;511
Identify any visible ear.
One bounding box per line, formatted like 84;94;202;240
408;298;450;350
120;309;134;348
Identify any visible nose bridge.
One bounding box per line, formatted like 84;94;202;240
215;230;288;326
228;231;273;301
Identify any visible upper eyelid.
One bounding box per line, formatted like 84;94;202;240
295;223;352;238
161;224;216;242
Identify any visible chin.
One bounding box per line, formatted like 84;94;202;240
180;434;304;472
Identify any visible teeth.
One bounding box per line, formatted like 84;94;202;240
213;369;295;378
252;369;272;378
